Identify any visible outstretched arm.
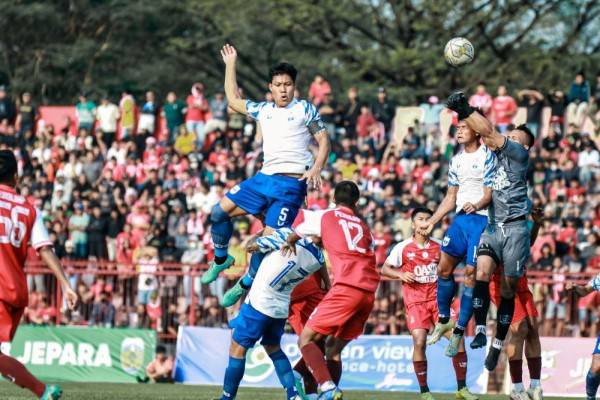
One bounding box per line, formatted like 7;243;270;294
39;247;78;309
420;185;458;235
302;131;330;190
221;44;247;115
447;92;505;150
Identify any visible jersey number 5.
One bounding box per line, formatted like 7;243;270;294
0;206;29;247
339;220;366;254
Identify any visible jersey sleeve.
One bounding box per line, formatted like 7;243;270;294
292;209;324;237
301;100;322;126
497;137;528;164
589;272;600;291
385;242;404;268
31;209;52;250
483;147;496;187
448;157;459;187
255;228;294;253
245;100;267;120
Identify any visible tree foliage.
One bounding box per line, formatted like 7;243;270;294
0;0;599;104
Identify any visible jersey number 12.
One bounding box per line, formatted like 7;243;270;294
339;220;366;254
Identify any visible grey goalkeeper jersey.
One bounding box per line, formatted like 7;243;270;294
488;138;530;224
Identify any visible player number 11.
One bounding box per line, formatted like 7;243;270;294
338;219;366;254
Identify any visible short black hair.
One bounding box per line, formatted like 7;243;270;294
156;345;166;354
411;207;433;220
269;62;298;83
0;150;17;184
515;124;535;147
334;180;360;207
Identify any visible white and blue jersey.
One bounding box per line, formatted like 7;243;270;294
442;145;496;266
231;236;324;349
587;272;600;355
226;99;323;228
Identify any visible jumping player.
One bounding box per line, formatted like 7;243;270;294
422;117;495;358
283;181;381;400
567;273;600;400
490;208;544;400
218;229;326;400
246;227;330;400
445;92;535;371
0;150;78;400
383;207;479;400
202;44;330;305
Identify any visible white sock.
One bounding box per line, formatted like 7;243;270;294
530;379;541;389
492;338;503;350
475;325;486;335
320;380;335;392
513;382;525;392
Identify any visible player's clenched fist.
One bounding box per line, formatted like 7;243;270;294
221;44;237;65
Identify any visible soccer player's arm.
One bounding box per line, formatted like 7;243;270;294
221;44;248;115
284;210;324;255
424;160;459;230
474;148;496;212
529;207;544;244
32;211;78;309
567;272;600;297
447;92;504;150
305;101;331;171
381;244;412;282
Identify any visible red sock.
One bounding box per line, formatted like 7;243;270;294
0;353;45;397
452;351;467;389
326;359;342;385
509;359;523;384
413;360;428;389
300;342;332;384
526;357;542;380
294;358;318;394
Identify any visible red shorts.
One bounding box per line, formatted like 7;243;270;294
491;288;538;324
406;299;458;332
306;284;375;341
0;301;24;342
289;291;325;336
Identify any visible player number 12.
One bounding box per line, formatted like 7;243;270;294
338;220;366;254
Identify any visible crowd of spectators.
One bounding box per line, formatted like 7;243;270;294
0;69;598;341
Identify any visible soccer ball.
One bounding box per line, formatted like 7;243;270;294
444;37;474;67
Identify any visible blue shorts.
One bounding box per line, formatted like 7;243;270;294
594;336;600;355
226;172;307;228
442;213;488;267
230;302;286;349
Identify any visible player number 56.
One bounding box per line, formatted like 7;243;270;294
0;206;29;247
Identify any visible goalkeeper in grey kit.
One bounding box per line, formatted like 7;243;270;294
445;92;535;372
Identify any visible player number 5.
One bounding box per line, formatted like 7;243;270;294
0;206;29;247
339;220;366;254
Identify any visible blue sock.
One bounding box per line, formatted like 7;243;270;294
211;204;233;259
587;369;600;399
222;356;245;400
269;350;298;400
241;252;266;288
437;276;455;324
456;286;474;332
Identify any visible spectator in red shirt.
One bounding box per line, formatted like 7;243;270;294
186;83;210;150
373;221;392;266
491;85;517;132
308;74;331;106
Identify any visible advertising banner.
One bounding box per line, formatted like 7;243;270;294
503;337;596;397
175;327;488;393
1;325;156;383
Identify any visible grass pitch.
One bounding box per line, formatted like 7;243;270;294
0;382;580;399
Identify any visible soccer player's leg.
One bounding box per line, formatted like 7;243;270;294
263;318;300;400
0;303;51;399
441;327;478;400
430;219;465;345
487;224;530;371
523;311;543;400
471;230;501;350
505;314;529;400
204;176;268;284
406;301;437;400
588;338;600;400
290;295;324;398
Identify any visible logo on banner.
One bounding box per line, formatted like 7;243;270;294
244;346;274;383
120;337;145;375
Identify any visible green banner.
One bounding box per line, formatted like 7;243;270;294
1;325;156;383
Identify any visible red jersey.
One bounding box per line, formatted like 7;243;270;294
0;184;52;308
293;207;380;293
291;274;323;301
385;237;440;307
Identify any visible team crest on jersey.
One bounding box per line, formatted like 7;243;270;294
230;185;241;195
422;251;428;259
443;236;450;247
491;166;510;190
407;252;416;259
